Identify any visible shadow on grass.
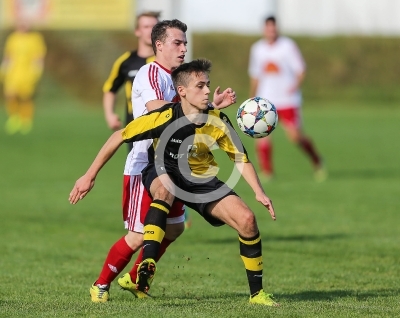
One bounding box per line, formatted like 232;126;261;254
151;289;400;304
280;288;400;301
329;168;400;180
154;291;248;302
204;233;347;245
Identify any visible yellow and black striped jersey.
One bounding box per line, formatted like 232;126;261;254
121;103;249;178
103;51;155;125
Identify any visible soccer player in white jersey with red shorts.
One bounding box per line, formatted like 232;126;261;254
70;19;236;303
249;16;326;182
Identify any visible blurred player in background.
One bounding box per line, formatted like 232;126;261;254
103;11;160;152
248;16;326;181
0;20;46;135
70;18;236;303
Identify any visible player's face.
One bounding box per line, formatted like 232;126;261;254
135;16;158;47
157;28;187;69
183;72;211;111
263;21;278;43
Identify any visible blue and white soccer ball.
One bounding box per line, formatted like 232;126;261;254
236;97;278;138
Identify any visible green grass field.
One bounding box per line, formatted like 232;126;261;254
1;75;399;317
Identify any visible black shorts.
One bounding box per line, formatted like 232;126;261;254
142;164;238;227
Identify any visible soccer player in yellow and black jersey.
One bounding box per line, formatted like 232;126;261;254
103;11;159;152
1;21;46;135
70;59;279;306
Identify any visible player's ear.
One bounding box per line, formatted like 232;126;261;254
177;85;185;97
155;39;163;52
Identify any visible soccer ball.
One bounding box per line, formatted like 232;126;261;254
236;97;278;138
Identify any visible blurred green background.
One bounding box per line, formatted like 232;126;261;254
2;30;400;106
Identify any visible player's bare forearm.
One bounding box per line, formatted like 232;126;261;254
69;130;124;204
289;72;306;93
249;78;258;97
86;130;124;179
236;161;276;220
103;92;121;130
236;161;264;195
297;71;305;86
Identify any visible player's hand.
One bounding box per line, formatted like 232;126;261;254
256;193;276;220
106;113;122;130
69;174;95;204
212;86;236;109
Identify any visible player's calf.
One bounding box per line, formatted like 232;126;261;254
124;231;144;251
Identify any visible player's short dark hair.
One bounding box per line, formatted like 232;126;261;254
136;11;161;29
151;19;187;54
265;16;276;24
171;59;212;88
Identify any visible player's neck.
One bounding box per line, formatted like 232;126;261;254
266;36;278;45
181;101;206;124
137;44;154;58
154;56;175;72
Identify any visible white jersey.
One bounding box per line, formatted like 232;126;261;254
248;36;305;109
124;61;179;175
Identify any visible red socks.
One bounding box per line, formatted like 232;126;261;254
299;137;321;167
95;236;135;285
95;236;175;285
256;139;273;174
257;136;321;174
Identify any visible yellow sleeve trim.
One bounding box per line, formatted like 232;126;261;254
146;56;156;63
103;51;131;92
122;107;173;142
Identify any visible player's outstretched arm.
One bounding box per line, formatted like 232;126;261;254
103;91;122;130
249;77;258;98
69;130;124;204
212;86;236;109
236;161;276;220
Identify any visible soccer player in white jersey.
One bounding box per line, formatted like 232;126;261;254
70;19;236;303
248;16;326;181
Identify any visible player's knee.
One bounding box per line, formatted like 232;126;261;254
124;232;143;251
288;130;301;143
153;186;174;205
236;210;258;233
165;222;185;240
243;210;257;227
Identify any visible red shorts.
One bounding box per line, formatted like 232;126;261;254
276;107;302;129
122;175;185;232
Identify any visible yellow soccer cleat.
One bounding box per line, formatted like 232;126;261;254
249;290;279;306
90;283;110;303
4;116;21;135
314;165;328;183
118;273;149;298
258;173;273;184
136;258;156;294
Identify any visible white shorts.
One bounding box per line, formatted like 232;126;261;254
122;174;185;233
